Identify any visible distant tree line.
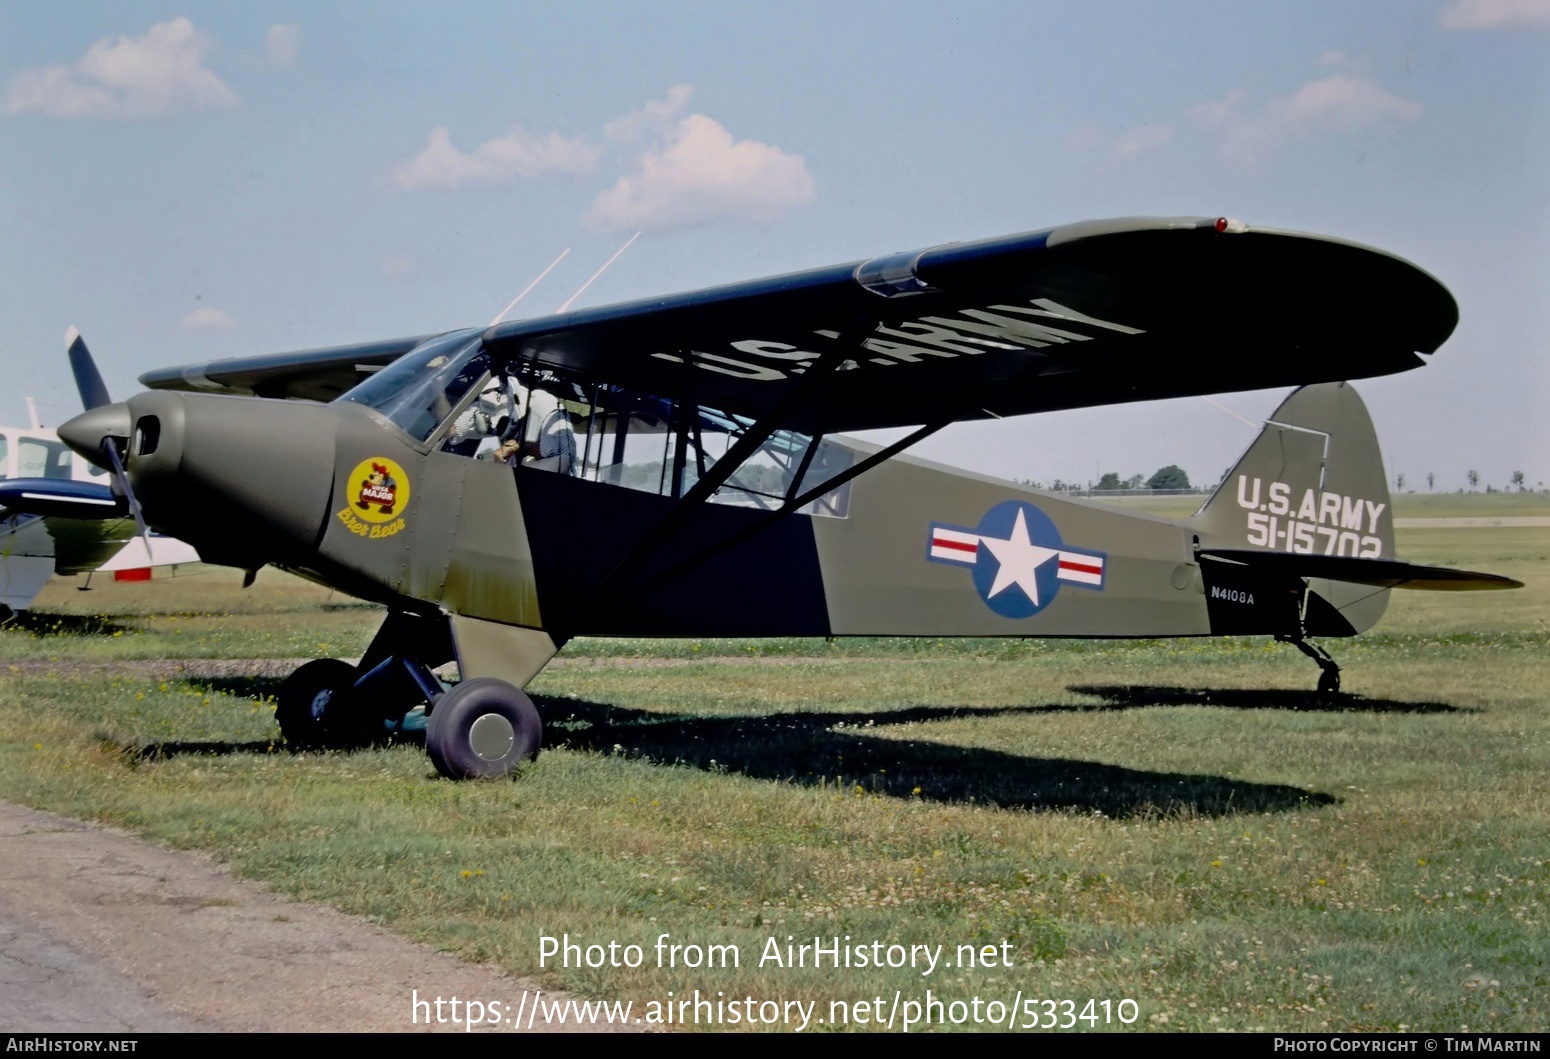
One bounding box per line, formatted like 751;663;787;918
1020;465;1197;493
1394;469;1543;493
1095;465;1192;491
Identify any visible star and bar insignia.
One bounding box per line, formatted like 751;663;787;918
928;500;1106;619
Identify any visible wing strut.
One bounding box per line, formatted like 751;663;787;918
554;333;864;637
625;350;1056;604
634;414;959;596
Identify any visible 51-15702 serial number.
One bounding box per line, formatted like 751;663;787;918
1246;513;1382;557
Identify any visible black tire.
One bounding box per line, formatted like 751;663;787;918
275;658;359;750
425;678;541;780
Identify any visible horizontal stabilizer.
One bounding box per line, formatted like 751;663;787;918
0;479;126;520
98;534;202;572
1200;549;1523;591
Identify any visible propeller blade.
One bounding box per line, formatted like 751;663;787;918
100;438;149;538
66;326;112;410
60;327;151;539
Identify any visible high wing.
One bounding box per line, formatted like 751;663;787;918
139;217;1456;433
139;334;436;402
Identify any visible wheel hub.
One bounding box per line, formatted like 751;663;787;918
468;713;516;761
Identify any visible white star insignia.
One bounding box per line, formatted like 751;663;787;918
978;508;1060;605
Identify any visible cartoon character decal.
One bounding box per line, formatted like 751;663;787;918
336;456;411;538
357;462;399;515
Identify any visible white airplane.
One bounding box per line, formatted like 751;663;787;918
0;396;197;616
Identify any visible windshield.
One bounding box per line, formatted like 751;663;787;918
336;329;488;442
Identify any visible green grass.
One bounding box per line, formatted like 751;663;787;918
0;501;1544;1032
2;566;383;661
1389;492;1550;519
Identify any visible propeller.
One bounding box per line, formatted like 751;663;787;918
66;326;111;410
61;326;149;538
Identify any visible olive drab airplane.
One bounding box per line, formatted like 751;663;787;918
18;216;1520;780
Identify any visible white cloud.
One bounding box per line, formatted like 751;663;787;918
181;306;236;331
1440;0;1550;29
386;86;815;234
604;83;695;143
585;113;815;234
4;17;238;120
1188;72;1422;164
263;25;300;68
388;124;601;190
1066;122;1174;163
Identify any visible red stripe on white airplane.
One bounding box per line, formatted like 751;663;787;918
1057;552;1104;586
930;528;979;563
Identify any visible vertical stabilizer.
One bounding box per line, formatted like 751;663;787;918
1193;382;1394;633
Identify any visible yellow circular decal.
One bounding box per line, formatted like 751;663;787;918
347;457;411;523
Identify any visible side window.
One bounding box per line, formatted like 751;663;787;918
0;433;8;480
568;387;852;517
17;438;76;480
431;368;851;515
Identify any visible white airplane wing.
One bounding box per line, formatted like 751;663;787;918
96;535;202;572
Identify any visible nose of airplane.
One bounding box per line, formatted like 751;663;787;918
56;402;132;467
99;389;340;570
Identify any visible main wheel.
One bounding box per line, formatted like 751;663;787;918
425;678;541;780
275;658;360;750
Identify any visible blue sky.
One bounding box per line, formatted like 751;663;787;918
2;2;1547;491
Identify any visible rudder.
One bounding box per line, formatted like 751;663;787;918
1192;382;1393;634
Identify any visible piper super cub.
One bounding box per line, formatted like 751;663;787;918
18;216;1517;779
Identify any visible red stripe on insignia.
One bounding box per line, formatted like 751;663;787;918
934;538;978;554
1059;559;1102;575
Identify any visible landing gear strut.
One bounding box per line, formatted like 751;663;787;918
272;611;548;779
1276;633;1341;695
274;653;447;750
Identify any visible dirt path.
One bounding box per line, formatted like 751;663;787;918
0;801;637;1033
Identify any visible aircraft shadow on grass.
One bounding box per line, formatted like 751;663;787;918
142;677;1362;817
1065;684;1471;714
528;696;1336;818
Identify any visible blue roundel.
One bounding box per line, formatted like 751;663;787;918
970;500;1067;619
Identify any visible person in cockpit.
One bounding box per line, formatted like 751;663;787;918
444;377;575;474
491;387;576;474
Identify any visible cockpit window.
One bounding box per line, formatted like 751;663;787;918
438;371;582;476
336;329;488;443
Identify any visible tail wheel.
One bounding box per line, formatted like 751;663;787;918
425;678;541;780
275;658;359;750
